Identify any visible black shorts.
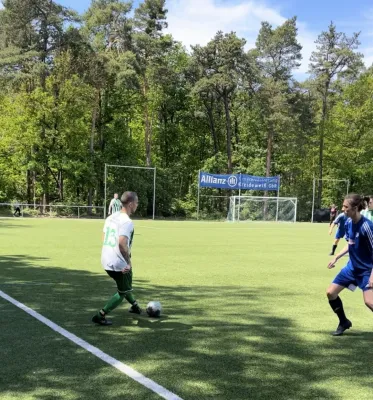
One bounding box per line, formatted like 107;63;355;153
106;269;133;294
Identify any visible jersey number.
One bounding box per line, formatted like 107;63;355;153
104;227;116;247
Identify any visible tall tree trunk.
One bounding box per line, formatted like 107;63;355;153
27;170;32;204
58;169;63;201
33;171;36;208
317;88;328;209
264;129;274;220
266;130;273;178
88;89;100;211
143;77;152;167
203;99;219;154
223;93;233;173
42;168;49;213
234;115;239;146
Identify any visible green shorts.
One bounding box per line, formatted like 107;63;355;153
106;269;133;294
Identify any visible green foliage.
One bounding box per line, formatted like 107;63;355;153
0;2;372;219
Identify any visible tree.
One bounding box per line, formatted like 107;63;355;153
133;0;169;167
0;0;78;207
255;17;302;178
192;31;249;173
309;22;363;207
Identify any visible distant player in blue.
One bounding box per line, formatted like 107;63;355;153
327;194;373;336
328;212;348;255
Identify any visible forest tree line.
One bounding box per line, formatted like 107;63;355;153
1;0;372;220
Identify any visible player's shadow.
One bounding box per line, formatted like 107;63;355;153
313;329;373;339
122;314;193;331
2;254;373;400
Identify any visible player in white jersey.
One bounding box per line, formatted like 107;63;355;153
361;195;373;221
108;193;122;215
92;191;141;326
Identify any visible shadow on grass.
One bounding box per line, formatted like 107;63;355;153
1;255;372;399
0;220;32;230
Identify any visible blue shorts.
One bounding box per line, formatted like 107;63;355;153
335;229;345;240
333;262;371;291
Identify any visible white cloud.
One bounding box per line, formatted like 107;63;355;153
362;48;373;68
165;0;316;75
165;0;373;78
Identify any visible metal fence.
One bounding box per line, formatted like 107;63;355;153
0;203;105;219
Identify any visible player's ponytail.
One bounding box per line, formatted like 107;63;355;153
344;193;365;211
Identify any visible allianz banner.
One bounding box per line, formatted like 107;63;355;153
199;172;279;191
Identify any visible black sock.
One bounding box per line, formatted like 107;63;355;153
331;245;337;255
329;296;347;324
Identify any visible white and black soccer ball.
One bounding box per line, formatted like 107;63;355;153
146;301;162;318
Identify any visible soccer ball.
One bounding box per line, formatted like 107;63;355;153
146;301;162;318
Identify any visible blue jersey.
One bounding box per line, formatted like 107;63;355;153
345;216;373;273
334;212;347;235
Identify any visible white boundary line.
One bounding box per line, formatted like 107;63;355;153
0;290;183;400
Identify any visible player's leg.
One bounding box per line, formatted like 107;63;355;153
330;237;340;256
92;271;125;325
361;275;373;312
327;266;355;335
102;271;127;313
363;289;373;312
103;269;141;314
122;270;142;314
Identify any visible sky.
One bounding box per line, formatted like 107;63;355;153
6;0;373;78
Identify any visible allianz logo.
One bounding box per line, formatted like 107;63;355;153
201;174;238;187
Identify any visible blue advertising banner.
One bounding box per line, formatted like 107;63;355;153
199;172;240;189
199;172;279;191
240;175;279;191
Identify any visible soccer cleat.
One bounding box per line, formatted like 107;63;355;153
129;303;142;314
332;319;352;336
329;252;334;256
92;314;113;326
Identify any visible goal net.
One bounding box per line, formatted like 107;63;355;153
227;196;297;223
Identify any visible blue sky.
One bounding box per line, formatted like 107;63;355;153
32;0;373;74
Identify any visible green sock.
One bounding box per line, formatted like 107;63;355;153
102;292;125;314
124;292;136;305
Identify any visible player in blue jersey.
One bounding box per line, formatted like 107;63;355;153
328;212;348;255
326;194;373;336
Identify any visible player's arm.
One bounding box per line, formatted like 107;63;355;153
328;244;349;269
108;200;113;215
329;224;335;235
330;214;341;234
118;235;131;273
362;223;373;287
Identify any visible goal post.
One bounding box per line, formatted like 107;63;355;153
104;164;156;219
228;196;298;223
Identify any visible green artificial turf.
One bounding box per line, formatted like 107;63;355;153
1;218;372;399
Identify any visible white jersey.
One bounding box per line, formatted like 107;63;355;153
362;209;373;222
101;212;134;272
108;198;122;214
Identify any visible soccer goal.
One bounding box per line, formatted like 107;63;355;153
227;196;298;223
104;164;156;219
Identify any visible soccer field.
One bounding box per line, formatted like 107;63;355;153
1;218;372;400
